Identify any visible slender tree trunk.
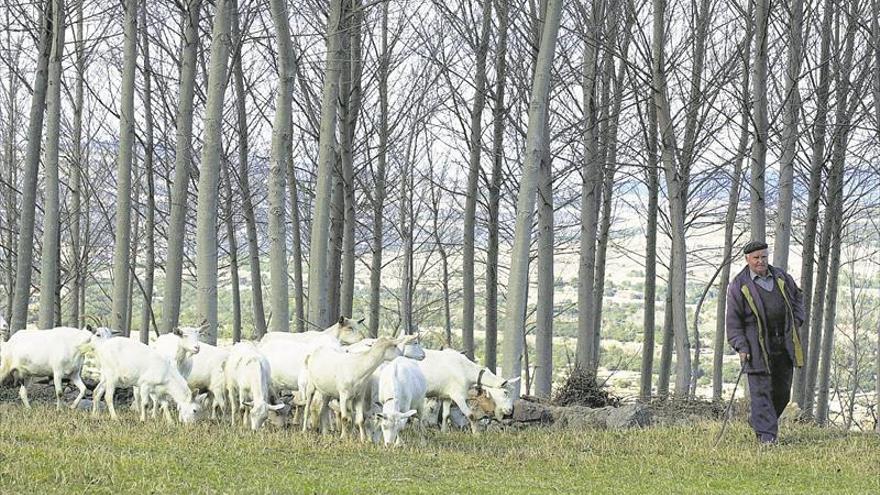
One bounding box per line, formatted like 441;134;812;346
67;0;85;328
591;14;631;369
749;0;769;239
287;144;305;333
399;125;417;334
502;0;562;394
871;0;880;433
232;0;267;336
3;36;19;332
161;0;202;334
576;0;605;371
266;0;295;335
340;0;363;319
38;0;66;330
535;129;554;399
815;5;858;421
794;0;833;406
772;0;804;270
223;159;242;342
430;180;452;346
485;0;509;373
139;2;156;344
656;288;673;398
328;166;344;321
639;91;659;401
110;0;138;333
307;0;346;329
461;0;494;360
126;168;140;336
369;1;390;338
195;0;232;344
9;1;52;334
653;0;690;397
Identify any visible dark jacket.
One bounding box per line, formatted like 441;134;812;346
725;265;806;374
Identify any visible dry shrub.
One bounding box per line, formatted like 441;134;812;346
551;365;620;408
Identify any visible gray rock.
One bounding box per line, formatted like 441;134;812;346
605;403;652;429
512;399;553;423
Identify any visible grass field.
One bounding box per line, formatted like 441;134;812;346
1;404;879;494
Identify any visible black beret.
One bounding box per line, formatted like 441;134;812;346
743;240;768;254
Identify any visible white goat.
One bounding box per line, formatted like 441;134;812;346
374;357;427;446
138;325;203;416
302;334;417;441
223;342;287;430
416;349;519;432
90;336;201;423
0;325;111;409
186;341;230;419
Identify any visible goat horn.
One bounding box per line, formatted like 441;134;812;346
477;368;486;391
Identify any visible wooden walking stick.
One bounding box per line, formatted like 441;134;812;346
713;364;745;448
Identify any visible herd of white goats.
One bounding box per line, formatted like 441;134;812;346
0;316;519;445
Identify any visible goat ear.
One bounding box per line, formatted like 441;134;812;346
268;403;286;411
172;327;182;336
501;377;521;387
402;410;417;419
338;315;347;326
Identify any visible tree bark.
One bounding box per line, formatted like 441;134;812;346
232;0;267;337
110;0;138;333
267;0;295;335
368;1;390;338
656;288;673;398
871;0;880;434
535;128;554;399
67;0;85;328
328;164;344;321
794;0;833;406
461;0;494;360
652;0;690;397
161;0;202;335
38;0;66;330
639;88;659;402
340;0;363;319
195;0;232;344
223;159;242;342
749;0;769;239
502;0;562;396
139;2;156;344
307;0;345;329
771;0;804;271
9;0;52;334
485;0;509;373
287;140;305;333
576;0;605;372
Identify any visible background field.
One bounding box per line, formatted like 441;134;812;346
1;404;878;494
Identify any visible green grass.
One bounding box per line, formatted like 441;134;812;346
1;404;879;494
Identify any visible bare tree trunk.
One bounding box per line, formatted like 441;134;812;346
749;0;769;239
223;159;242;342
287;143;305;333
591;12;632;369
872;0;880;434
772;0;804;271
328;167;344;321
67;0;85;327
126;167;140;336
639;90;659;401
307;0;345;329
576;0;605;371
3;30;19;331
266;0;295;334
535;130;554;399
461;0;494;360
656;288;673;398
139;2;156;344
38;0;66;330
502;0;562;395
110;0;138;333
232;0;267;336
816;5;858;421
653;0;690;397
161;0;202;334
368;1;390;338
794;0;833;406
9;1;52;334
340;0;363;319
485;0;509;373
195;0;232;344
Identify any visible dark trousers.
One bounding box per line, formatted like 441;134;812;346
747;338;793;442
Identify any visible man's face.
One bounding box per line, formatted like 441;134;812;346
746;249;769;276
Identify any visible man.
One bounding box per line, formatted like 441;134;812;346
726;240;805;445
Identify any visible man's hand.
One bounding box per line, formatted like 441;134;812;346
739;352;750;364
